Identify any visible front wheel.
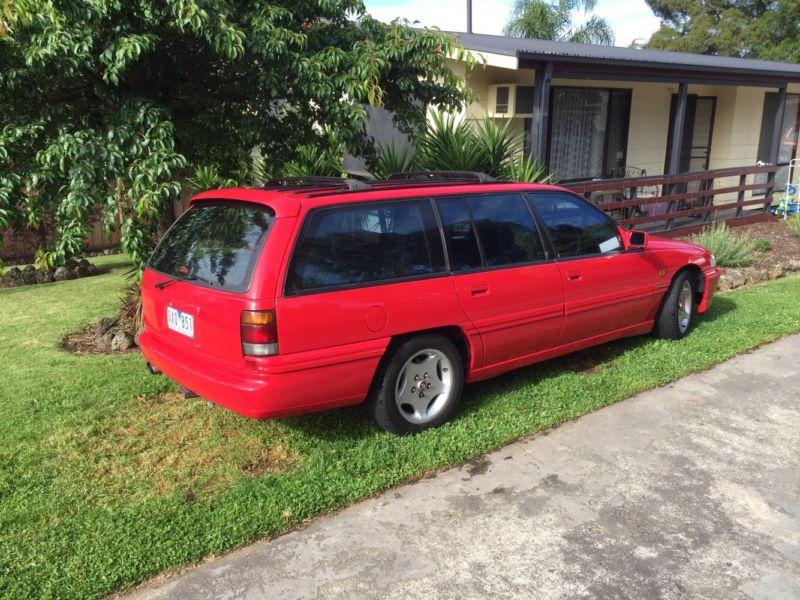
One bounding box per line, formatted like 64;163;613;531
367;334;464;435
655;271;696;340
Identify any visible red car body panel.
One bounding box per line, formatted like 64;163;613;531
139;182;720;420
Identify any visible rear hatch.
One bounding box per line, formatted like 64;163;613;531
142;200;277;364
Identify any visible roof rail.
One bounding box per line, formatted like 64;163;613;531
387;170;498;183
259;176;371;191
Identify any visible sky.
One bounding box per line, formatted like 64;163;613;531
363;0;662;48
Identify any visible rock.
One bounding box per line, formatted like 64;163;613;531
6;267;21;280
64;258;79;270
111;331;135;352
53;266;70;281
22;264;36;274
86;263;98;276
717;273;731;291
76;259;91;277
744;267;768;285
767;265;784;280
724;268;746;289
96;317;116;333
35;270;54;284
783;259;800;272
96;330;116;351
20;270;38;285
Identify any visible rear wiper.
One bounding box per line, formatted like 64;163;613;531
154;272;214;289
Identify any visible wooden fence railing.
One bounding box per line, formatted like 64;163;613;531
564;164;778;232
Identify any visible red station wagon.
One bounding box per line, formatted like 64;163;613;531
139;173;720;435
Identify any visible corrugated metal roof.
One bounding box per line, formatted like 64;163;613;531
451;32;800;80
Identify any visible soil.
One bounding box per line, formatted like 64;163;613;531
61;320;138;355
676;218;800;269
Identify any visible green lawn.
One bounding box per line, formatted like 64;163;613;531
2;260;800;599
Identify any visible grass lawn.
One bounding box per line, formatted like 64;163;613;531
2;259;800;598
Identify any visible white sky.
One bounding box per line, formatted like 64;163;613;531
364;0;662;48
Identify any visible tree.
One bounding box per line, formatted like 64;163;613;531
646;0;800;62
504;0;615;45
0;1;471;270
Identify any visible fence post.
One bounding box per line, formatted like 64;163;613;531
764;169;776;211
735;173;746;217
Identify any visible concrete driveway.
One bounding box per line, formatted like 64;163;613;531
131;335;800;600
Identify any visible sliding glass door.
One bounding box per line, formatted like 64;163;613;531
757;92;800;192
546;87;631;182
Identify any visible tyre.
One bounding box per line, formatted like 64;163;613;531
367;334;464;435
654;270;696;340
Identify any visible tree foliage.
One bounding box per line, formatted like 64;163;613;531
646;0;800;62
0;1;471;269
504;0;614;45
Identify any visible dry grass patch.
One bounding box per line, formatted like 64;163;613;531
50;392;296;501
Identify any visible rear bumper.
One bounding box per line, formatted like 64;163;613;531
698;266;720;314
139;330;381;419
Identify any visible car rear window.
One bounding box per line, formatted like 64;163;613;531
286;199;445;293
149;201;274;292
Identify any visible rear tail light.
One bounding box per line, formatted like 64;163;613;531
241;310;278;357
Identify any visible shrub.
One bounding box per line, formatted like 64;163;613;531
688;222;757;268
396;111;551;182
753;237;772;252
788;215;800;237
371;142;417;179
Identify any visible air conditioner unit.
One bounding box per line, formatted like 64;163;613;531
488;84;535;118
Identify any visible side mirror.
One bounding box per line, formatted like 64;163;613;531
626;229;648;250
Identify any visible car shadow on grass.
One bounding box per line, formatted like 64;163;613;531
281;295;738;441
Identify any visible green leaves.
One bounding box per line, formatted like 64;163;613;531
645;0;800;61
504;0;615;45
1;1;468;270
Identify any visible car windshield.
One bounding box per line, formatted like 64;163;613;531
149;201;274;292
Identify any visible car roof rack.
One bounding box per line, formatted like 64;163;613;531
386;170;498;183
259;176;371;192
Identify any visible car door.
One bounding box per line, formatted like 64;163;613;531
437;193;564;367
529;191;659;348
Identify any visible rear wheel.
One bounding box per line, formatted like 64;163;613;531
368;334;464;435
655;270;696;340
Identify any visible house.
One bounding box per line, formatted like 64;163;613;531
439;33;800;234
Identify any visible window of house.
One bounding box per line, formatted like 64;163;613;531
547;87;632;182
757;92;800;192
287;200;445;293
530;193;622;257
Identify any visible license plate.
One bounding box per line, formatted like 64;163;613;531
167;307;194;338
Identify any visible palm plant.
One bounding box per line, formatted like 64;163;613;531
416;111;485;172
503;153;551;183
504;0;614;45
415;111;551;182
471;118;520;176
371;141;417;179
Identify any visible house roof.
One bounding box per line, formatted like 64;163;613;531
451;32;800;84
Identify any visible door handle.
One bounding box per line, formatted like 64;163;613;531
469;284;490;296
566;271;582;282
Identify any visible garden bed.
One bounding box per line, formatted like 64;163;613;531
0;258;98;289
676;217;800;291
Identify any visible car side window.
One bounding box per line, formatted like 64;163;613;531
530;193;622;258
436;198;483;272
465;193;546;266
287;200;445;293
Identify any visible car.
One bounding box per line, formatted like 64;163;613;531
139;173;720;435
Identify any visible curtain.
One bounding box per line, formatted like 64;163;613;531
550;89;609;181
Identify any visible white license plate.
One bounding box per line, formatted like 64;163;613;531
167;307;194;338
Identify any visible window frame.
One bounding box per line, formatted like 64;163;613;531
525;190;628;262
282;197;449;297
